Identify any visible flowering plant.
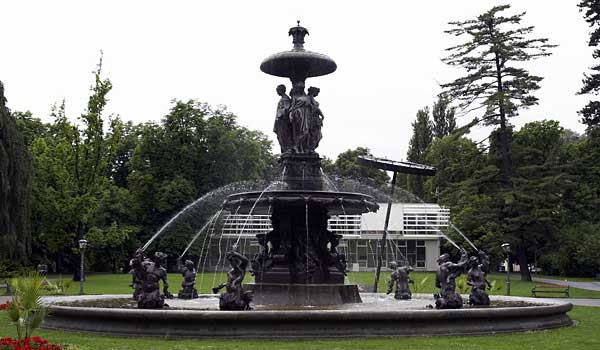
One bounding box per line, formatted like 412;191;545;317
0;337;63;350
0;302;9;311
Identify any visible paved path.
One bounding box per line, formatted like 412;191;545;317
533;277;600;292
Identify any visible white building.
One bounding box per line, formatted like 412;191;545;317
208;203;449;272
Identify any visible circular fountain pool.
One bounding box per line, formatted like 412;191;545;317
42;294;573;338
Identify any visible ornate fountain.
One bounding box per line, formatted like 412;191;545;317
41;23;574;339
222;22;378;305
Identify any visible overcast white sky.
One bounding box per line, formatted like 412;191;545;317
0;0;593;160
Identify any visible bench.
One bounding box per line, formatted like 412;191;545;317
531;282;570;298
0;280;9;296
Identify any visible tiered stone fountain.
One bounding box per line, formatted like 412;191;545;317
41;23;573;339
222;21;379;305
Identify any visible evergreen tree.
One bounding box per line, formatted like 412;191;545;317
432;95;457;138
406;108;433;199
441;4;555;281
441;4;555;188
578;0;600;132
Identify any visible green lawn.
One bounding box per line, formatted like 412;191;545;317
2;272;600;349
38;271;600;299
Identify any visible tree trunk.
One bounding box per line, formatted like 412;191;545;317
518;246;532;282
494;50;513;189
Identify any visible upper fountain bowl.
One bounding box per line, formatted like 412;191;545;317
223;190;378;215
260;50;337;79
260;21;336;79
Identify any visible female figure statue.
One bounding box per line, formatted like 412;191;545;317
273;84;293;153
289;86;324;153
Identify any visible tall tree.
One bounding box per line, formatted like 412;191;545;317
406;108;433;199
578;0;600;132
441;4;555;188
0;81;32;265
432;94;457;138
441;4;555;281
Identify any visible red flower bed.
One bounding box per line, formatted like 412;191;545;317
0;337;63;350
0;302;9;311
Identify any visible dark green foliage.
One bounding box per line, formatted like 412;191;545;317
426;120;597;277
406;108;433;199
0;82;32;265
324;147;390;189
578;0;600;131
432;95;456;139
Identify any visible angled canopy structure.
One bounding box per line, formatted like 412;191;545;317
357;155;437;177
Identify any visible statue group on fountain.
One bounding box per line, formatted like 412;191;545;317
274;84;324;154
434;250;491;309
387;261;414;300
130;250;173;309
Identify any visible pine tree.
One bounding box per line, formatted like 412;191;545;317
406;108;433;199
441;4;555;188
578;0;600;132
432;94;457;138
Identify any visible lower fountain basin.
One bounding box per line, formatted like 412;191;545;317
42;294;573;338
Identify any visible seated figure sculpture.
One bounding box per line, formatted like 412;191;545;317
387;261;414;300
131;250;173;309
176;257;198;299
214;250;253;310
467;255;492;306
434;250;469;309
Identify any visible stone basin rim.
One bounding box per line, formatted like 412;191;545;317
41;294;574;338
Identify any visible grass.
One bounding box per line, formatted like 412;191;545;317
40;271;600;299
2;272;600;349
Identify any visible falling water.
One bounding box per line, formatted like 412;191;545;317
433;227;463;251
234;181;281;246
140;197;207;251
196;224;214;293
320;169;339;191
449;222;479;252
212;206;240;287
139;180;275;252
198;222;217;294
180;211;222;257
280;166;287;190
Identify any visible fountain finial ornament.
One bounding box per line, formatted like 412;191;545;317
289;20;309;50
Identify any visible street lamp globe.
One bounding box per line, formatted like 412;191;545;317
79;239;88;250
501;242;510;253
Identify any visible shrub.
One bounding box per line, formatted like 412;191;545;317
5;272;48;340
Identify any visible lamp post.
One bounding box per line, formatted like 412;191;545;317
501;242;511;296
79;239;88;295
